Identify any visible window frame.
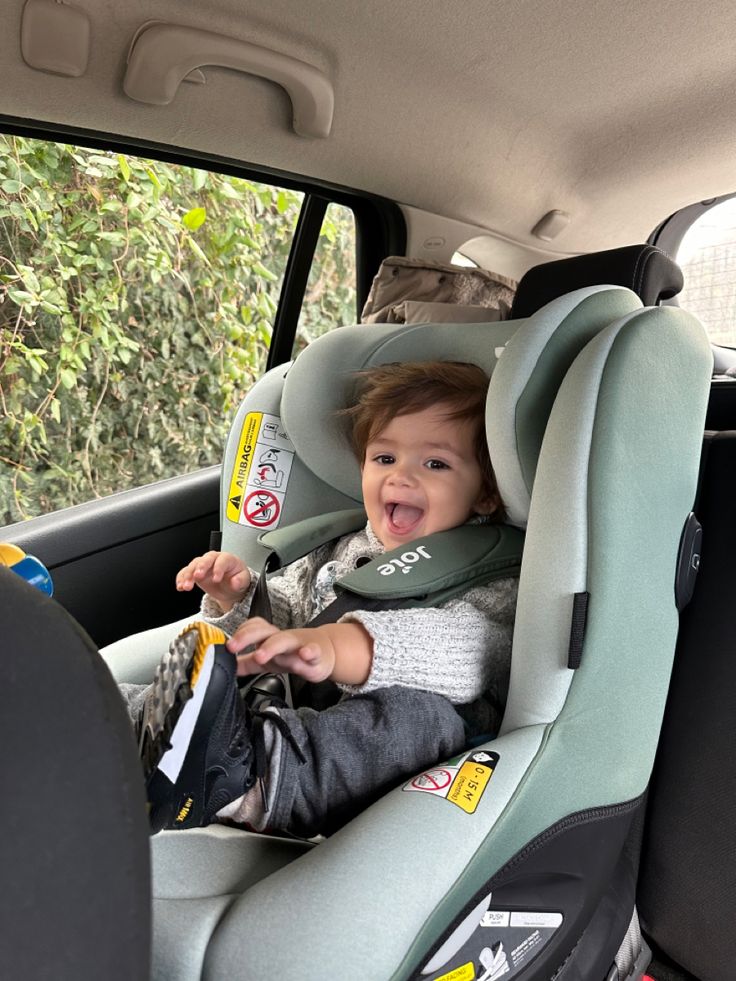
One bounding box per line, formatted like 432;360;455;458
649;192;736;359
649;192;736;263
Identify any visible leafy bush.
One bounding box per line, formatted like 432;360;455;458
0;137;355;524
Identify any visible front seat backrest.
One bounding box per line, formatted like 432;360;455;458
0;569;151;981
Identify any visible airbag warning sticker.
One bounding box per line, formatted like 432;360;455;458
403;750;498;813
226;412;294;529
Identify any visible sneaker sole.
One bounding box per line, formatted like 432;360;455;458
138;621;227;784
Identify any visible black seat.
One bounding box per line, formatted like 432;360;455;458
637;431;736;981
511;243;683;318
0;568;151;980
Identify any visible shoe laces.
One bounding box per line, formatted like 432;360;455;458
246;707;307;814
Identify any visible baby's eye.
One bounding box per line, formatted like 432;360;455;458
426;459;450;470
372;454;395;465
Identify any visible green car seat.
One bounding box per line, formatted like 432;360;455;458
143;283;713;981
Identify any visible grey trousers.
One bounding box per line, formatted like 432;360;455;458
266;687;466;838
120;682;466;839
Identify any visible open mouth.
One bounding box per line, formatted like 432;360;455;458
386;502;424;536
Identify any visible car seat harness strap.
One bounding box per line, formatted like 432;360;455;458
256;510;525;617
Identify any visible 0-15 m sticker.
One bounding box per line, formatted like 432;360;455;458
226;412;294;530
402;749;499;814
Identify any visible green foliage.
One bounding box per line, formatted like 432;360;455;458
0;137;356;524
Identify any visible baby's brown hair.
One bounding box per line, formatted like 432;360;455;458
345;360;505;521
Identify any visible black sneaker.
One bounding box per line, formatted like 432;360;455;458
139;621;259;834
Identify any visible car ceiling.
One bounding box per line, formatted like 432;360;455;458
2;0;736;258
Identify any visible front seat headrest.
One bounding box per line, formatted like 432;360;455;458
510;244;683;319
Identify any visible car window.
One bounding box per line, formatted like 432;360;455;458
0;136;355;524
450;251;478;267
676;197;736;347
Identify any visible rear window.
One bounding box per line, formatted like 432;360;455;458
676;197;736;347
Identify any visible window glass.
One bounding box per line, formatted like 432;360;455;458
450;251;478;268
677;197;736;346
0;137;354;525
293;202;356;355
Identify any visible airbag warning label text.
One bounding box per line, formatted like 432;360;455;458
226;412;294;529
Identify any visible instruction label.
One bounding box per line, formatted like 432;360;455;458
226;412;294;529
425;906;562;981
403;750;498;813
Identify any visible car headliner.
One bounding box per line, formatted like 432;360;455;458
1;0;734;261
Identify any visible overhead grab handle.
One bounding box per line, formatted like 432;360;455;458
124;23;334;139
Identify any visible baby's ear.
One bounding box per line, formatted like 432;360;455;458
474;488;501;516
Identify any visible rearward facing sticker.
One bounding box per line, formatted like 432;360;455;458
403;750;498;813
226;412;294;529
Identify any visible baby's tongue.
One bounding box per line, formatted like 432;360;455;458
391;504;423;530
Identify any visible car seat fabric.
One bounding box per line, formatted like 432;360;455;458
486;286;646;528
510;243;683;319
0;568;151;981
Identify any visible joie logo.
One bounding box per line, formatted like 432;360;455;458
377;545;432;576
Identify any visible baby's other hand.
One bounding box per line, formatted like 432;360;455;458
175;551;251;613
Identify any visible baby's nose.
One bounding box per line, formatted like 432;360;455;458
388;465;416;485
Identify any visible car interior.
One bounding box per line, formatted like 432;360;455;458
2;2;736;980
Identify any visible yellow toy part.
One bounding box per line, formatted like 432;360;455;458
0;542;26;566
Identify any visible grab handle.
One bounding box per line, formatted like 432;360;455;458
124;22;334;138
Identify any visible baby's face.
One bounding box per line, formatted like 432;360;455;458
361;405;493;551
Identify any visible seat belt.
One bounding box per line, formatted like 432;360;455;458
248;508;368;622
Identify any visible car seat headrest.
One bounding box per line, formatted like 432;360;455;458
281;316;518;502
510;244;683;319
281;284;642;529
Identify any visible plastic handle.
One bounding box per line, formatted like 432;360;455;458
124;23;334;138
0;543;54;596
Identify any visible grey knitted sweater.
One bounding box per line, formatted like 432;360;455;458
201;522;518;706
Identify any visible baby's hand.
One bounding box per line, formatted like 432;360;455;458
228;617;337;685
175;551;251;613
